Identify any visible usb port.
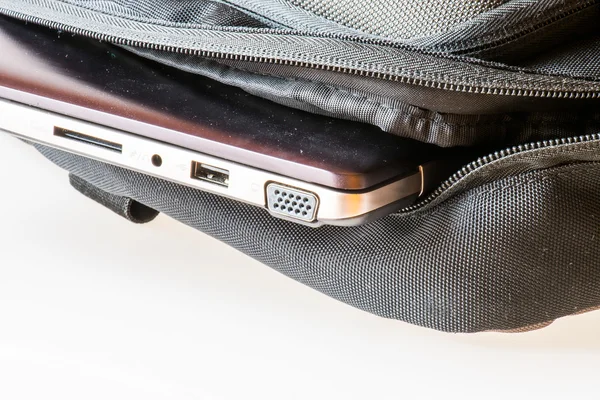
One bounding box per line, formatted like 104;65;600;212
191;161;229;187
54;127;122;153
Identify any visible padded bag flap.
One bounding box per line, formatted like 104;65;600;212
32;138;600;333
2;2;600;333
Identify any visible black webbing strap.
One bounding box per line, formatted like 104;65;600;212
69;173;159;224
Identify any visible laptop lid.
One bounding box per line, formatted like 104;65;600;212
0;16;443;190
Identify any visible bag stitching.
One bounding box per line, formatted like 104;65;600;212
434;1;595;52
15;0;600;91
207;58;600;132
209;58;524;131
473;167;595;197
411;163;600;220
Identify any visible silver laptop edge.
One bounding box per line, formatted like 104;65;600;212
0;98;424;226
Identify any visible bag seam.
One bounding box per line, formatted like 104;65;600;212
473;166;596;198
56;0;279;30
209;58;524;131
12;0;597;90
411;163;600;220
209;58;600;133
434;1;597;52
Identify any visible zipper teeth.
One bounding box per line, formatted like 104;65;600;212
2;9;600;99
400;134;600;212
4;8;600;211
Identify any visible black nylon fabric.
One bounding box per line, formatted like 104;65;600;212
285;0;510;39
519;35;600;81
69;173;159;224
3;0;600;334
60;0;268;28
35;144;600;333
125;46;600;147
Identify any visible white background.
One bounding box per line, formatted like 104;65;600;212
1;133;599;399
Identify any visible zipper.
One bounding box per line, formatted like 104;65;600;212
2;7;600;99
3;4;599;215
401;133;600;213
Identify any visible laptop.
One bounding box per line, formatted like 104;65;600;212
0;16;459;226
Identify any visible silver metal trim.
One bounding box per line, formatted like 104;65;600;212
0;98;422;226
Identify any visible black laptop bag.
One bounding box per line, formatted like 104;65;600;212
3;0;600;333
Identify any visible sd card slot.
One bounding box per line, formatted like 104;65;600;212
54;127;122;153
